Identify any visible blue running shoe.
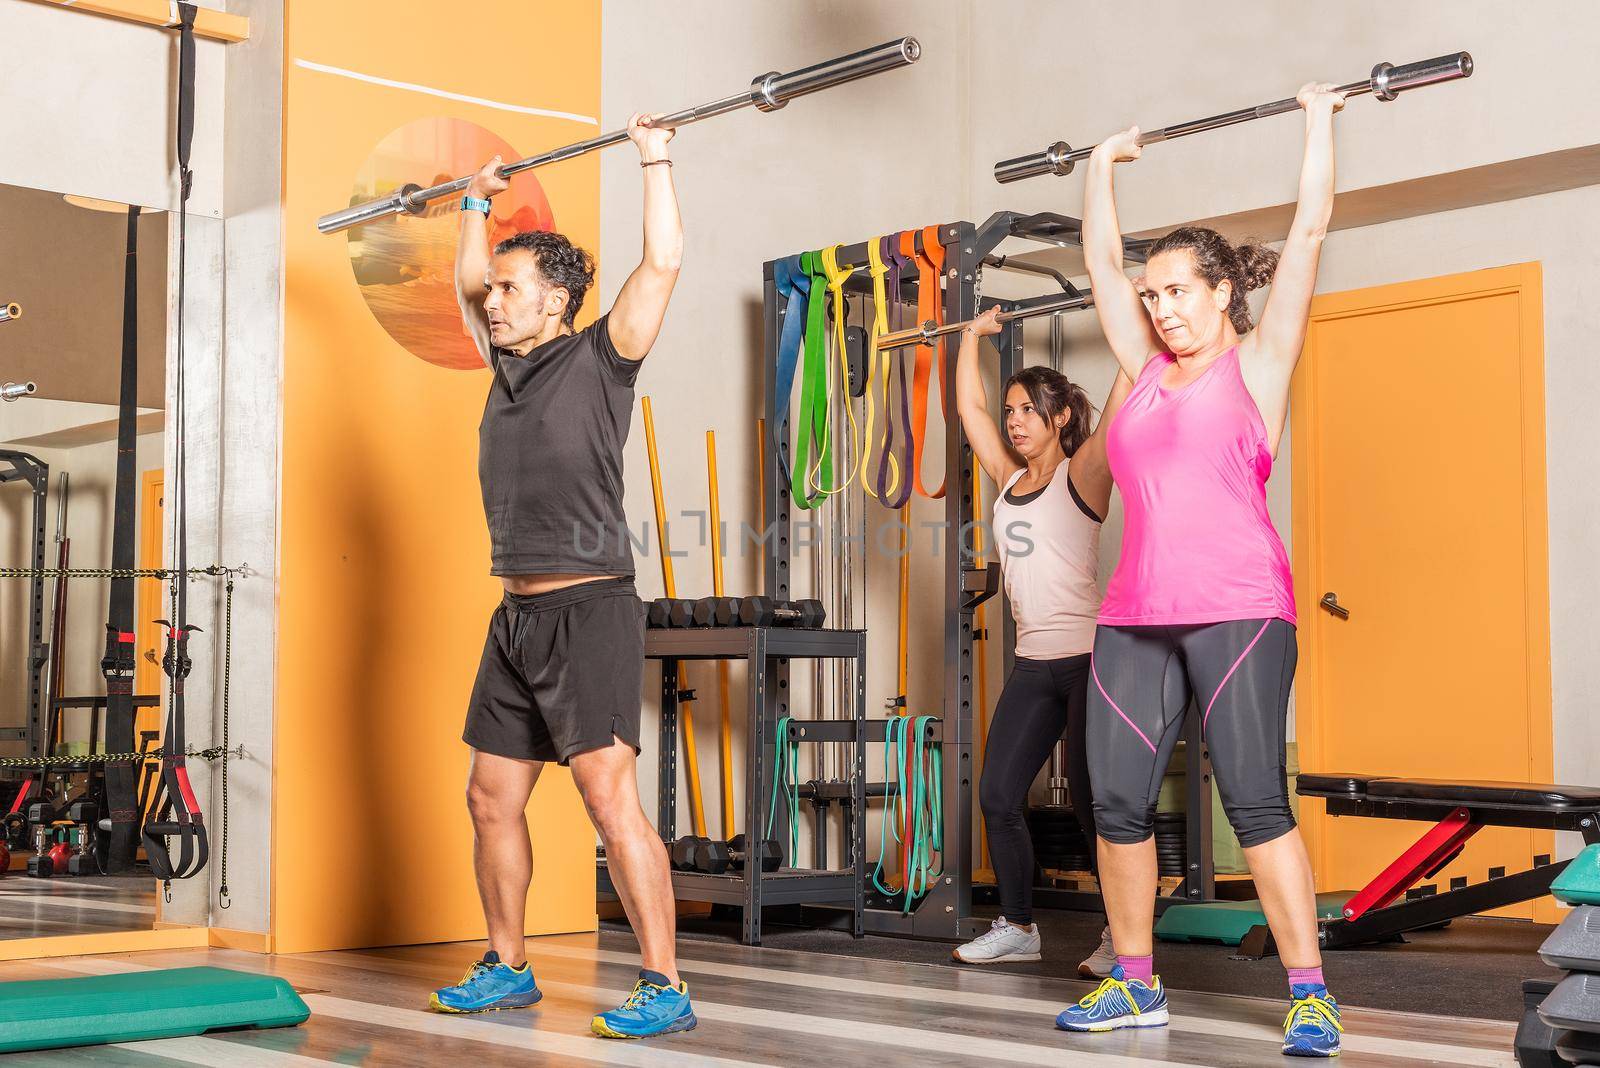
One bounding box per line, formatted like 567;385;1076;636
592;970;697;1039
1055;965;1169;1032
1282;984;1342;1057
429;951;542;1013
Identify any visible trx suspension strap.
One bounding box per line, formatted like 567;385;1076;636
143;0;208;882
863;239;902;503
803;245;863;499
904;226;948;499
789;251;831;511
99;204;142;873
880;236;915;510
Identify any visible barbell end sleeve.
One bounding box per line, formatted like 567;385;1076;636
1;381;38;402
316;191;406;235
1373;51;1474;102
0;302;20;323
993;141;1073;184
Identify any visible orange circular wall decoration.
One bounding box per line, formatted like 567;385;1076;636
346;118;555;369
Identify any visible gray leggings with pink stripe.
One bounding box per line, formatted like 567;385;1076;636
1087;618;1298;848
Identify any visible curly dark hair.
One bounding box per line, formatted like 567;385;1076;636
1145;226;1278;334
493;230;596;327
1004;366;1093;458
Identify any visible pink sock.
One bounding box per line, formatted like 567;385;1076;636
1117;954;1154;985
1287;966;1325;993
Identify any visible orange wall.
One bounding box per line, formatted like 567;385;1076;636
275;1;601;954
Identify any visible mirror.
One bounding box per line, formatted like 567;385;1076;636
0;183;181;940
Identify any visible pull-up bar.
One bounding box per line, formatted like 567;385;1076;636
875;291;1095;352
0;302;20;324
318;36;922;234
994;51;1472;184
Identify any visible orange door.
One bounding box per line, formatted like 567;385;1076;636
135;469;163;744
1291;263;1553;919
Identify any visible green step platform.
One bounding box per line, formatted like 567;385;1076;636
0;966;310;1054
1553;844;1600;906
1156;892;1352;946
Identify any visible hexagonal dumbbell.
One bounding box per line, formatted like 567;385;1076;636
728;833;783;872
692;596;741;627
670;835;710;871
666;599;699;627
737;596;826;628
692;838;733;875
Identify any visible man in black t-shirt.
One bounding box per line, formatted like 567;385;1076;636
432;113;694;1040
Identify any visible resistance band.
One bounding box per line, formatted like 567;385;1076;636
789;252;832;511
880;236;915;510
143;0;208;882
766;716;801;863
803;245;865;499
904;226;948;499
870;715;943;912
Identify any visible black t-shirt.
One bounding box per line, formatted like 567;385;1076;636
479;315;641;577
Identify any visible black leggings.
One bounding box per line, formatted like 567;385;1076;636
979;654;1096;926
1088;618;1298;848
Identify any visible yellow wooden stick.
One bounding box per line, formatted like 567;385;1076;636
641;397;707;839
707;430;736;837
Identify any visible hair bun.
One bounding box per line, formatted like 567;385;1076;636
1234;243;1279;292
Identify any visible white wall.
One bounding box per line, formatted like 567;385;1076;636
601;1;973;843
0;0;228;216
600;1;1600;862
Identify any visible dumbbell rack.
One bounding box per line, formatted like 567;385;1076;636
596;624;867;946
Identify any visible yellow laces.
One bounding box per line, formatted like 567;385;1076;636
1284;993;1343;1033
1077;975;1143;1014
623;978;668;1011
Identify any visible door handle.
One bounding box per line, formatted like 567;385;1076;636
1319;592;1350;620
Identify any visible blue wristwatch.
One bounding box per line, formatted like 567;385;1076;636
461;195;491;216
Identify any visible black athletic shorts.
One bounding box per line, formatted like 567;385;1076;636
463;577;644;765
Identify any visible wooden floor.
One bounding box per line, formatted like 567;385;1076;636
0;930;1518;1066
0;873;155;940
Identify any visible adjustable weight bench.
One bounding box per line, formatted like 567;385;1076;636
1237;774;1600;959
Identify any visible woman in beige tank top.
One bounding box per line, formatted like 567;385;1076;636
949;306;1132;973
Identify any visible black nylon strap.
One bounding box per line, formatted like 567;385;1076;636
144;0;208;883
99;205;142;873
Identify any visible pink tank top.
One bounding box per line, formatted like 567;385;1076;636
1100;348;1296;627
992;464;1102;659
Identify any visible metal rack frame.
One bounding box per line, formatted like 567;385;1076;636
761;212;1219;940
599;624;867;945
0;450;49;757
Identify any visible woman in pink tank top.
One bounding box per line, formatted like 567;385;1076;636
948;305;1132;975
1055;84;1348;1056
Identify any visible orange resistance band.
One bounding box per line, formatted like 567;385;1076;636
903;226;948;500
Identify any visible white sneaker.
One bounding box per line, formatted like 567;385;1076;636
1077;925;1117;979
952;917;1042;964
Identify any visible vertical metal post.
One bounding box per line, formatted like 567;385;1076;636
997;319;1020;680
658;658;680;842
853;631;868;937
26;466;46;758
934;221;979;937
745;627;771;945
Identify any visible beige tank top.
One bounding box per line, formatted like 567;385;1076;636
991;463;1102;659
